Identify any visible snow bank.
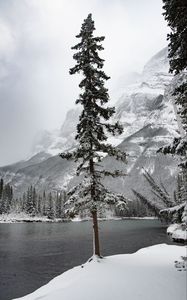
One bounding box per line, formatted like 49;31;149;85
0;213;157;223
167;223;187;242
13;244;186;300
0;213;65;223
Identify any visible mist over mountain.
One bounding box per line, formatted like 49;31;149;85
0;48;179;199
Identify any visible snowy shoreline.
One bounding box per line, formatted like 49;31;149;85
167;223;187;243
0;213;158;223
0;213;68;223
13;244;186;300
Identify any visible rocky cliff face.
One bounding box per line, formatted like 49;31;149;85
103;47;178;198
0;48;179;198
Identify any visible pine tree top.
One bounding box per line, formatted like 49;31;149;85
75;14;96;39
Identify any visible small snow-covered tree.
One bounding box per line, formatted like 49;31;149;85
37;195;42;215
0;181;13;214
22;192;26;212
42;190;47;216
0;178;3;200
26;186;35;216
60;14;127;257
46;192;55;219
55;191;64;219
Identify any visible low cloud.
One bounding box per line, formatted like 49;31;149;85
0;0;168;165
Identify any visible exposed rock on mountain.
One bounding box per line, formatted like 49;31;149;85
0;48;179;198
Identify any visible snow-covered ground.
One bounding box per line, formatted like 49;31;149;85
0;213;157;223
0;213;66;223
167;223;187;242
13;244;186;300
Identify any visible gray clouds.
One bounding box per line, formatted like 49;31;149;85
0;0;168;166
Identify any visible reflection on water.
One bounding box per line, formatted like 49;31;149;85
0;220;172;300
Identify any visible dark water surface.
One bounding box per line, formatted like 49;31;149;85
0;220;173;300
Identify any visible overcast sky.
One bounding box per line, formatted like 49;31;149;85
0;0;168;166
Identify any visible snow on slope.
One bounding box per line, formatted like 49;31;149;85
32;108;81;156
31;47;174;157
113;47;176;142
0;47;179;197
13;244;186;300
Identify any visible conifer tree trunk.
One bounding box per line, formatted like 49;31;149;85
92;210;100;256
90;158;101;257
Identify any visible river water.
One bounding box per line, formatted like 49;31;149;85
0;220;173;300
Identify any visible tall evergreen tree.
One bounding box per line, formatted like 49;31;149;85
163;0;187;75
160;0;187;162
60;14;127;257
159;1;187;226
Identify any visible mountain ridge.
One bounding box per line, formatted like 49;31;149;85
0;47;179;199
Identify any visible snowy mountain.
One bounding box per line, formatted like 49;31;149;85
32;108;81;157
0;47;179;198
102;48;178;197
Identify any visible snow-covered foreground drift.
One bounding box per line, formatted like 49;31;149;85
13;244;186;300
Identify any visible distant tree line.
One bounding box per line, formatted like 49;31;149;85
0;177;152;219
115;199;151;218
19;186;66;219
0;178;66;219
